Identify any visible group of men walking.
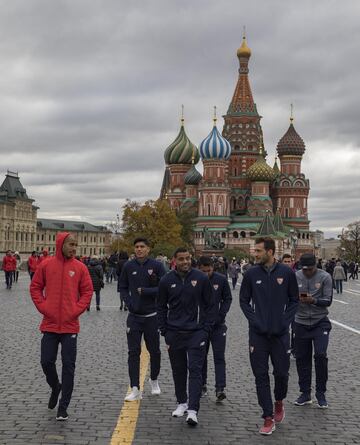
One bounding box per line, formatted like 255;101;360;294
28;232;334;436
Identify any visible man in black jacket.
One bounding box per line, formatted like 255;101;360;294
240;237;298;436
158;247;215;426
119;238;166;402
198;256;232;402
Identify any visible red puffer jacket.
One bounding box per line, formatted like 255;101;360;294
30;232;93;334
28;255;39;273
2;255;17;272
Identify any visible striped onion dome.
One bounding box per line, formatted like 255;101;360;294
199;123;231;160
164;123;200;165
184;165;202;185
247;152;276;182
277;123;305;156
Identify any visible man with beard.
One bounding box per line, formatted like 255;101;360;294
158;247;215;426
240;237;298;435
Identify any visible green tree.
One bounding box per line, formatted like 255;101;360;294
223;248;250;261
176;208;197;249
339;221;360;262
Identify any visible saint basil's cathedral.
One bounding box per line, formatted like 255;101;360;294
160;36;315;258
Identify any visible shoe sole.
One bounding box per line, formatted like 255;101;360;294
260;426;275;435
294;400;312;406
317;403;328;409
56;416;68;421
151;391;161;395
216;394;226;403
172;411;187;417
186;419;198;426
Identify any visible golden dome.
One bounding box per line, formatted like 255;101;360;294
237;36;251;59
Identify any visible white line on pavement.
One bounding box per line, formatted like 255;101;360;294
333;299;349;305
344;290;360;296
330;319;360;335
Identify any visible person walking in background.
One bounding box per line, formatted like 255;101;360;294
282;254;296;358
228;258;240;290
333;261;346;294
28;251;39;280
13;251;21;283
87;255;104;311
198;256;232;402
240;237;298;436
118;238;166;402
30;233;93;421
117;251;129;311
2;250;17;289
294;253;333;409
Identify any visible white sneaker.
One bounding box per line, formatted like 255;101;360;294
124;386;142;402
149;379;161;395
172;403;188;417
186;410;198;426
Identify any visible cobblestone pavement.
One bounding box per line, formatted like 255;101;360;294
1;273;360;445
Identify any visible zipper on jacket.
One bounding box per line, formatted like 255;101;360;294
59;261;65;333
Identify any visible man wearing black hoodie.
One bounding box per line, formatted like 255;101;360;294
240;237;298;436
158;247;215;427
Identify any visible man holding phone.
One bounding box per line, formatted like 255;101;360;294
294;253;333;409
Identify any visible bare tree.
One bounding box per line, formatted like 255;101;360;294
339;221;360;262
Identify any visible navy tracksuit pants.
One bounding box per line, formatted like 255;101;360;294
202;324;227;390
41;332;77;410
166;329;208;412
294;317;331;395
126;313;161;388
249;330;290;418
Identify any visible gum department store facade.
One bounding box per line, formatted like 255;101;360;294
160;36;316;258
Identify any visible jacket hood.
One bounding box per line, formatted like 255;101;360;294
56;232;70;260
42;250;49;256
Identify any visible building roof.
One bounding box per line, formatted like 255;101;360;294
273;209;285;233
37;218;109;233
184;164;202;185
200;120;231;160
0;171;31;201
277;122;305;157
247;150;276;182
256;211;276;236
164;121;199;165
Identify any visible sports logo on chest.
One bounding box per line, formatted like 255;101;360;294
213;284;219;291
191;280;197;287
277;278;284;285
69;270;75;278
147;269;153;275
315;282;321;289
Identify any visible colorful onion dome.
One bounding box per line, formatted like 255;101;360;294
184;164;202;185
164;122;200;165
277;122;305;157
247;151;276;182
200;111;231;160
237;35;251;59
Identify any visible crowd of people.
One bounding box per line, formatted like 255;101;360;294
1;234;357;435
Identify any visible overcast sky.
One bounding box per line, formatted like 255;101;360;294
1;0;359;237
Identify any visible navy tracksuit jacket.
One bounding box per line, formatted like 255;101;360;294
240;262;299;418
202;272;232;390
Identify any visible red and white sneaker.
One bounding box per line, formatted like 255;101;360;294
274;400;285;423
260;417;275;435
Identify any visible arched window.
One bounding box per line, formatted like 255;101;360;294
208;204;211;216
222;232;226;238
240;231;246;238
250;231;256;237
285;208;289;218
233;231;239;238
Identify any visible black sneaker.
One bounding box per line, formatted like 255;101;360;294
201;385;208;397
56;408;69;421
316;392;328;409
48;383;61;410
96;305;100;311
294;393;312;406
216;389;226;402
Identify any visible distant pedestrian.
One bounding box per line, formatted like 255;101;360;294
87;255;104;311
333;261;346;294
28;251;39;280
294;253;333;409
198;256;232;402
116;251;129;310
13;251;21;283
118;238;166;402
228;258;240;290
282;254;295;358
2;250;16;289
30;233;93;421
240;237;298;435
158;247;215;426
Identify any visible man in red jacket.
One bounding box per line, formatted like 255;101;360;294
28;251;39;280
2;250;17;289
30;232;93;421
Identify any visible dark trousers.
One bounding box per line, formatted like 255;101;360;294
30;271;35;280
95;290;100;306
202;324;227;390
41;332;77;410
294;318;331;395
335;280;343;294
249;330;290;418
126;313;160;388
5;271;13;288
231;277;237;289
166;330;208;412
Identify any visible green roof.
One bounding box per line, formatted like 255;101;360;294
37;219;109;233
257;211;276;236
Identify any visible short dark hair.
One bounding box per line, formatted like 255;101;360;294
133;237;150;246
282;254;292;261
255;237;276;254
173;247;189;258
198;256;213;267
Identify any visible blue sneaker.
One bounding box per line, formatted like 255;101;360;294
316;392;328;409
294;393;312;406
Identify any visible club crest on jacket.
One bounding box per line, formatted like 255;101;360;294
69;271;75;277
213;284;219;290
147;269;153;275
191;280;197;287
277;278;284;285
